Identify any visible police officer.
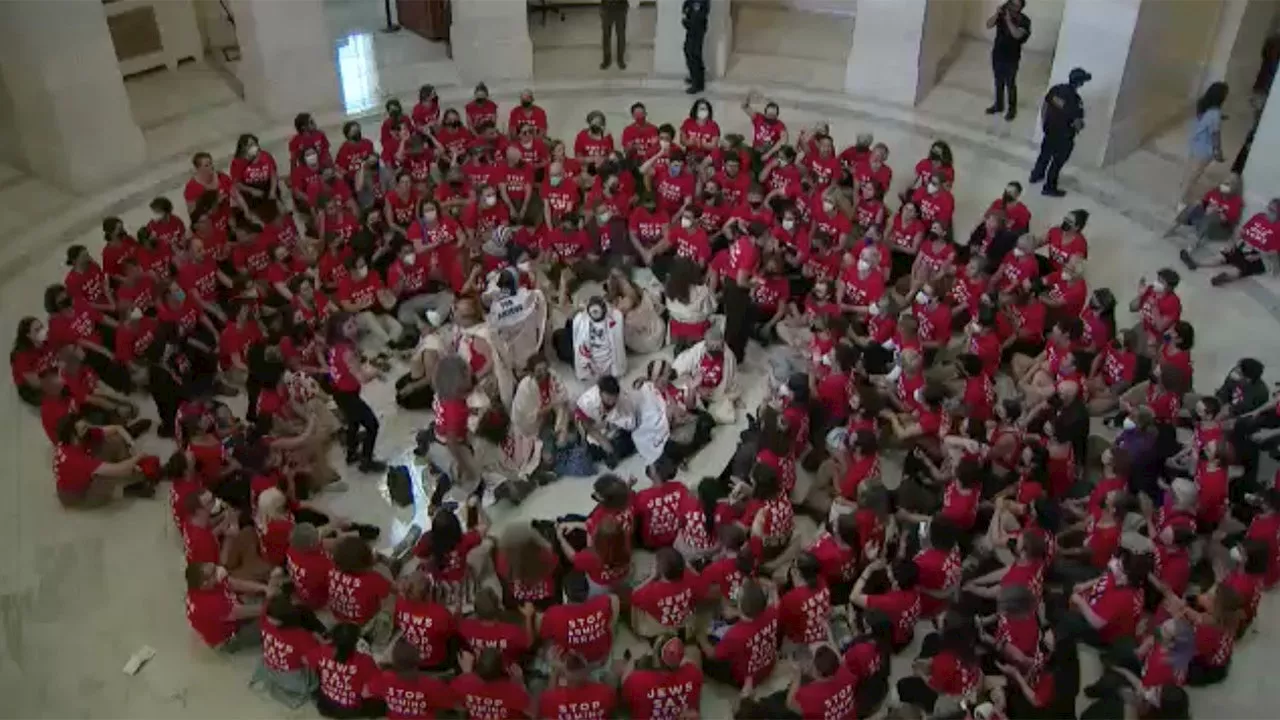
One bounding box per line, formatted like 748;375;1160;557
1031;67;1090;198
683;0;710;94
600;0;628;70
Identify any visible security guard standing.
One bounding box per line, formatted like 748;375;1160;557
683;0;710;94
1030;67;1089;197
600;0;628;70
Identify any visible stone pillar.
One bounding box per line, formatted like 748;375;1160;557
0;0;146;192
1045;0;1224;167
845;0;963;106
451;0;533;84
1242;93;1280;215
232;0;341;119
654;0;732;80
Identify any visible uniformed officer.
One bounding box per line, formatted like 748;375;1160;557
683;0;710;94
1030;67;1090;198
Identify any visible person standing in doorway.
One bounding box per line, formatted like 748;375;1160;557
683;0;710;94
1176;82;1228;213
601;0;628;70
1030;67;1090;198
985;0;1030;121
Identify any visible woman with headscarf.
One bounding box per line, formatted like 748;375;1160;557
560;295;627;384
672;324;739;425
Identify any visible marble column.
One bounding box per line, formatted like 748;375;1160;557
1242;92;1280;215
232;0;342;120
0;0;146;192
654;0;732;81
844;0;964;107
451;0;533;84
1045;0;1224;168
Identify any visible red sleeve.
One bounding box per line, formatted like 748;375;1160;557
713;623;745;661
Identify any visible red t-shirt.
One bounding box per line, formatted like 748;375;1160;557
633;483;690;549
307;645;380;709
540;594;615;664
371;670;457;720
538;681;616;720
633;570;703;630
780;582;833;644
327;568;393;625
865;590;921;646
713;605;779;685
1241;212;1280;253
186;579;237;646
287;546;334;609
394;596;455;667
495;549;559;604
53;443;102;496
928;650;982;697
794;667;859;720
451;673;530;720
1085;576;1142;643
914;547;962;617
458;618;530;668
808;532;860;585
261;621;321;672
621;663;703;720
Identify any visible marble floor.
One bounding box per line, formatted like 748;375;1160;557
3;5;1280;718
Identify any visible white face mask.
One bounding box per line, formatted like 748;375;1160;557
681;217;694;230
34;327;48;344
927;182;939;194
968;323;981;335
423;211;438;223
355;267;368;280
915;291;929;305
1122;417;1137;431
782;219;796;231
659;138;671;150
484;195;497;208
856;259;871;273
913;388;924;403
518;260;533;272
1219;183;1231;194
246;144;259;159
1013;247;1026;257
403;253;416;266
1061;270;1074;281
1151;280;1167;293
1106;556;1123;578
129;307;143;321
822;201;835;213
868;304;881;317
152;212;165;222
696;109;710;121
304;153;319;169
598;213;611;224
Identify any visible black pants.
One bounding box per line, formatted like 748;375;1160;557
83;346;133;395
333;388;378;461
601;4;627;65
992;54;1020;111
684;22;707;89
722;280;750;364
148;366;187;436
1232;411;1280;486
1031;133;1075;191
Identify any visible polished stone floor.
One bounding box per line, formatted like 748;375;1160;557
2;3;1280;718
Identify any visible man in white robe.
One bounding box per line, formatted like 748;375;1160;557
672;325;739;425
571;296;627;383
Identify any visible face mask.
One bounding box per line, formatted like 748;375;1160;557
1061;219;1074;231
424;211;438;223
1002;191;1015;203
598;213;611;224
1062;270;1074;281
782;219;795;231
590;123;603;133
926;182;940;194
129;307;143;321
1013;247;1026;257
403;253;416;266
696;109;710;121
669;165;682;177
304;154;319;169
348;129;362;142
549;175;563;187
1217;183;1231;194
588;307;605;322
172;288;187;304
246;143;259;158
659;138;671;150
822;201;835;213
1152;280;1167;293
915;291;929;305
521;99;533;108
913;388;924;403
930;149;942;160
518;260;533;273
445;118;459;127
814;286;829;299
34;327;48;344
856;260;871;273
868;304;881;317
355;268;368;280
1122;417;1137;431
484;196;497;208
1107;557;1123;577
681;218;694;230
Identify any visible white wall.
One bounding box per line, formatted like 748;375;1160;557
962;0;1064;55
917;0;966;102
845;0;929;105
786;0;858;17
1108;0;1223;162
1206;0;1280;101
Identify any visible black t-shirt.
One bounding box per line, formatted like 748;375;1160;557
992;7;1031;60
1042;83;1084;138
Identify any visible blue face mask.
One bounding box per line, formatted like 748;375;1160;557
669;165;682;177
173;289;186;303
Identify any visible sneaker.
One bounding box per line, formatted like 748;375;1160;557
1042;186;1066;197
123;482;156;499
358;458;388;474
618;60;627;70
985;104;1003;115
686;86;704;95
1179;249;1198;270
600;59;612;69
1004;109;1016;121
126;419;154;437
1028;173;1044;184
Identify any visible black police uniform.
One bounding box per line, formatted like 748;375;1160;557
600;0;628;69
683;0;710;92
1031;81;1085;194
990;4;1031;116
